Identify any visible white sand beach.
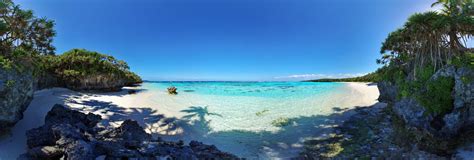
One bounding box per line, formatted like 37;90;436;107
0;82;380;159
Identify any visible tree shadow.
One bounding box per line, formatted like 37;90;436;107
181;106;222;121
66;98;377;158
197;107;361;158
66;99;164;134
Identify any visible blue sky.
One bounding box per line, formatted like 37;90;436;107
17;0;436;81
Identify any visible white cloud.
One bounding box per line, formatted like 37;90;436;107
274;73;366;80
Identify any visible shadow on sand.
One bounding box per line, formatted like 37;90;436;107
67;97;374;158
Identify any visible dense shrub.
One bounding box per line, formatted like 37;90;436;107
48;49;141;84
34;49;142;87
417;76;455;115
449;52;474;69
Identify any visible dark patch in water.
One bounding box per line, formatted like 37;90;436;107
183;90;195;92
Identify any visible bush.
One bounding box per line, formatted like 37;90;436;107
124;71;142;85
417;76;454;115
378;65;406;83
448;52;474;69
0;56;13;70
44;49;141;84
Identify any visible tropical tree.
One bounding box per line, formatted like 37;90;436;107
431;0;474;51
378;0;473;79
0;0;56;57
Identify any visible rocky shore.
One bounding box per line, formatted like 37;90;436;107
300;66;474;159
19;104;238;159
299;103;441;159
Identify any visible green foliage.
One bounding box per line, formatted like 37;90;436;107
0;55;13;70
31;49;142;86
124;71;142;84
378;65;406;83
448;52;474;69
5;80;14;88
417;76;455;115
385;64;454;116
379;0;473;77
271;117;291;127
0;0;56;56
46;49;140;83
398;81;410;99
61;70;82;78
395;65;436;99
255;109;269;116
461;76;472;84
306;71;381;82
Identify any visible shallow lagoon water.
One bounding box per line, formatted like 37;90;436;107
138;82;378;159
0;81;377;159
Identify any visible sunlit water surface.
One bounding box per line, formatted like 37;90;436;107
135;82;376;159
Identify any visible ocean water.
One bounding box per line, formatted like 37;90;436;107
134;81;377;159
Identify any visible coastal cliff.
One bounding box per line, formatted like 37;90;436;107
377;65;474;155
0;68;34;130
0;50;143;132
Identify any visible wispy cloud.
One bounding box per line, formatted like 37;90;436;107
274;73;366;80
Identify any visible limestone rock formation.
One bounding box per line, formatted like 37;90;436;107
379;65;474;138
62;73;128;91
0;68;34;132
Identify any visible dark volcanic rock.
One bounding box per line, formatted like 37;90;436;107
21;104;239;160
26;126;56;148
44;104;101;129
101;119;152;148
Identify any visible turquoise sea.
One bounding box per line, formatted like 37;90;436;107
133;81;378;159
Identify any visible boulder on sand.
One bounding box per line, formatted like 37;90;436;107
19;104;238;160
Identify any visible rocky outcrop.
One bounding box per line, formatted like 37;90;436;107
379;65;474;148
34;72;63;90
167;86;178;95
0;68;34;132
62;73;128;91
377;81;398;103
299;103;444;159
441;66;474;137
19;104;238;159
392;98;433;130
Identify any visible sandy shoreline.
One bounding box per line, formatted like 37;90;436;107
0;82;379;159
